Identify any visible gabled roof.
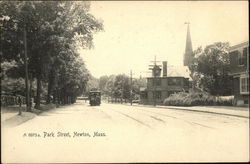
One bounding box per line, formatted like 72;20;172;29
229;41;249;52
168;66;190;78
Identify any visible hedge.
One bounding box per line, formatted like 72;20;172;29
163;91;233;106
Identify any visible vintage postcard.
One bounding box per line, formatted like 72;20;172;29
1;0;249;163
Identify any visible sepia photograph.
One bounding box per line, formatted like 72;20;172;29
1;0;249;163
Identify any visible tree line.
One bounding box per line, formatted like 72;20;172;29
1;1;103;110
98;74;147;101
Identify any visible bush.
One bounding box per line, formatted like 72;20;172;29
163;91;233;106
215;96;234;106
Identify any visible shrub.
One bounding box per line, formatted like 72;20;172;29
163;91;233;106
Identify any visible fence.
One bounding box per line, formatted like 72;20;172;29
1;95;26;107
107;97;130;104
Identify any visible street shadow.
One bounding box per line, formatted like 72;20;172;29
1;106;26;113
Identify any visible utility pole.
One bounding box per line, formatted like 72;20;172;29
130;70;133;105
153;56;157;106
149;56;161;106
24;26;30;112
121;80;124;104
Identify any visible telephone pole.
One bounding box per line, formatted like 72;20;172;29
153;57;157;106
149;56;161;106
130;70;133;105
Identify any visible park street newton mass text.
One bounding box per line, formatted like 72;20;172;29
22;131;106;138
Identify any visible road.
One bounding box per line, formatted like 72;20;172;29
2;100;249;162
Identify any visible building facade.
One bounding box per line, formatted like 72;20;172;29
140;76;189;105
140;23;192;105
228;41;249;106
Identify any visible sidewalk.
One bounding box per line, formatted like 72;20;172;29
136;104;249;118
1;112;36;128
1;104;56;128
1;112;19;122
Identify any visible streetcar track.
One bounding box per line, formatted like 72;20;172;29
100;110;112;120
105;105;166;126
150;116;165;123
95;104;215;130
191;122;214;129
106;107;152;129
133;107;216;129
114;111;152;129
107;105;213;130
124;108;167;124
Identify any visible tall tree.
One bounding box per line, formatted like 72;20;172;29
1;1;103;108
190;42;232;96
99;75;109;94
113;74;130;99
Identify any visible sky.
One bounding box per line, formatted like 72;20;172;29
79;1;249;78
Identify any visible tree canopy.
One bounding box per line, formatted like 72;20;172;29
98;74;147;100
1;1;103;108
189;42;232;96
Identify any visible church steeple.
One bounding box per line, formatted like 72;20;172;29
183;22;194;66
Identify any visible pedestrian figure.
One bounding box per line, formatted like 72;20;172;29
18;96;22;107
18;96;22;115
30;97;33;107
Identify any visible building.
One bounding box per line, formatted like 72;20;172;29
140;76;189;105
140;60;190;105
140;22;192;105
228;41;249;106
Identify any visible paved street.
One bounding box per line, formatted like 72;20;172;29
2;100;249;162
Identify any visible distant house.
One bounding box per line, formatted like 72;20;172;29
140;62;190;105
228;41;249;106
140;76;189;105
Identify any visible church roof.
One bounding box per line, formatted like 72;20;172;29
183;23;194;66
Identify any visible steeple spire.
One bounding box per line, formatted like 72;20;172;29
183;22;194;66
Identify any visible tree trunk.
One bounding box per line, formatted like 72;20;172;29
47;69;55;104
61;91;64;105
57;88;60;105
62;90;66;104
24;28;31;112
35;75;41;109
29;76;33;108
52;91;56;104
46;80;52;104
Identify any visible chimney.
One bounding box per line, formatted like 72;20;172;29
162;61;167;77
